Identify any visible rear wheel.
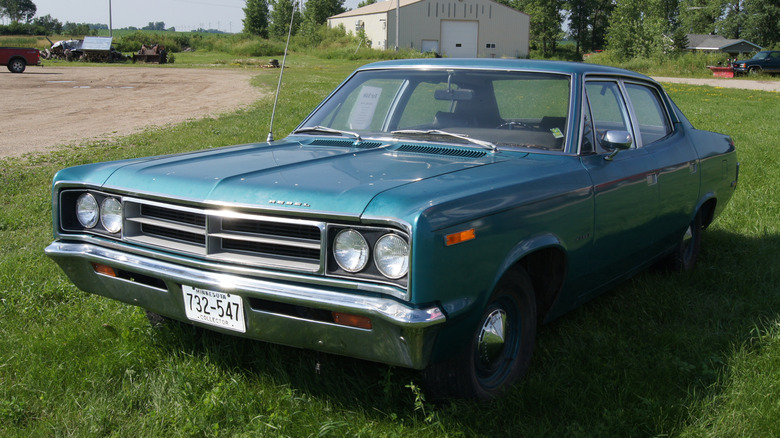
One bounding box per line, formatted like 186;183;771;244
8;58;26;73
423;268;537;400
665;211;703;272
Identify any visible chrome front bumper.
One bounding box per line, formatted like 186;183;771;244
45;241;445;369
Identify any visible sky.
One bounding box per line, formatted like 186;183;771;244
28;0;363;33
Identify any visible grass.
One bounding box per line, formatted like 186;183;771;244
1;56;779;436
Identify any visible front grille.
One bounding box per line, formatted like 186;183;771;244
123;198;324;273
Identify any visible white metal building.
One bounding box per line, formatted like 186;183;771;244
327;0;530;58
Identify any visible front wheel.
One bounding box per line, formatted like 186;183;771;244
8;58;26;73
748;66;761;76
423;268;537;400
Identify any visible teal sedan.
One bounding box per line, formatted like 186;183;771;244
46;59;738;399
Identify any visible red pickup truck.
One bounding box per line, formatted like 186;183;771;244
0;47;41;73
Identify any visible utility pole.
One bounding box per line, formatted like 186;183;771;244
395;0;399;51
109;0;113;37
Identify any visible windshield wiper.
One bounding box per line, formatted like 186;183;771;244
391;129;496;151
293;125;362;142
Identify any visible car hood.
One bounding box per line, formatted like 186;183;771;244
95;138;506;216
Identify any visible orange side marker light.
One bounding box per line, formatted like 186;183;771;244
332;312;373;329
92;263;117;277
445;228;476;246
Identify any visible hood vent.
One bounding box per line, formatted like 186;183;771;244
309;139;382;149
396;144;487;159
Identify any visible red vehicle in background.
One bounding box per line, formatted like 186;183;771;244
0;47;41;73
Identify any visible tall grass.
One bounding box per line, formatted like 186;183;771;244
0;56;778;436
586;50;780;79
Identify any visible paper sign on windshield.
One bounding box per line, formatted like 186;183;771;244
348;86;382;130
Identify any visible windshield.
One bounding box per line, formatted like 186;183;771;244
752;52;769;60
298;69;572;151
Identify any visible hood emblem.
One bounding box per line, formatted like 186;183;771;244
269;200;311;207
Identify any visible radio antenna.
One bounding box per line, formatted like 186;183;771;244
267;1;298;142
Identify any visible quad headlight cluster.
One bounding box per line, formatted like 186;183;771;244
332;228;409;280
63;191;123;235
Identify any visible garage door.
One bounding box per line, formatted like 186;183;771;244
441;20;478;58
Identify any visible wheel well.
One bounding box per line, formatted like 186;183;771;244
509;247;566;321
700;198;717;229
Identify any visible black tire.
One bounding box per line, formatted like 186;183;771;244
665;211;703;272
423;267;537;400
8;58;26;73
748;66;761;76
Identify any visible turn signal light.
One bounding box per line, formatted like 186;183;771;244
445;228;476;246
92;263;116;277
332;312;372;329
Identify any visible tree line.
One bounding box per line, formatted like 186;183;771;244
244;0;778;58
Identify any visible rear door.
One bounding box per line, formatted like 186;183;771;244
624;81;700;252
579;79;660;294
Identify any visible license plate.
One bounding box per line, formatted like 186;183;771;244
182;285;246;333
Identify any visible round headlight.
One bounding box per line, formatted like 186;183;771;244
100;197;123;234
76;193;99;228
374;234;409;279
334;229;369;273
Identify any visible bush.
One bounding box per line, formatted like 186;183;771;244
113;31;201;53
229;39;286;57
583;50;738;77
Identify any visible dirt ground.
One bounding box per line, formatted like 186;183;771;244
0;66;264;159
1;66;777;159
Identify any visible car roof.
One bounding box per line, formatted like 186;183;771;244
358;58;653;81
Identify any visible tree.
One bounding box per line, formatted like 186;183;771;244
244;0;270;37
33;13;62;34
0;0;36;23
740;0;780;48
142;21;165;31
606;0;684;58
512;0;564;57
269;0;301;38
677;0;723;35
357;0;377;7
63;22;96;36
303;0;346;25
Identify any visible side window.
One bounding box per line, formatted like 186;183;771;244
625;83;672;145
585;81;633;149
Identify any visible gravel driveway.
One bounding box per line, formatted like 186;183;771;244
1;66;263;159
652;76;780;92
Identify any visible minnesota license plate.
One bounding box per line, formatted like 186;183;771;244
182;285;246;333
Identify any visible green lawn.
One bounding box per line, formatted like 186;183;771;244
1;56;778;437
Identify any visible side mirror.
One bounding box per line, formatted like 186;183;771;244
602;130;632;161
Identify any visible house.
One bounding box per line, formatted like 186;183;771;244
685;34;762;54
327;0;530;58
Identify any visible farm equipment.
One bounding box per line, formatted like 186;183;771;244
133;44;168;64
42;37;127;63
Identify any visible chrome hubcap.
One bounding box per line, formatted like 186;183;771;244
478;309;507;368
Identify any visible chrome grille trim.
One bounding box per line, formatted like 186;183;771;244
123;197;326;273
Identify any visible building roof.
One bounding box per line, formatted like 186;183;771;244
686;34;761;51
330;0;424;18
